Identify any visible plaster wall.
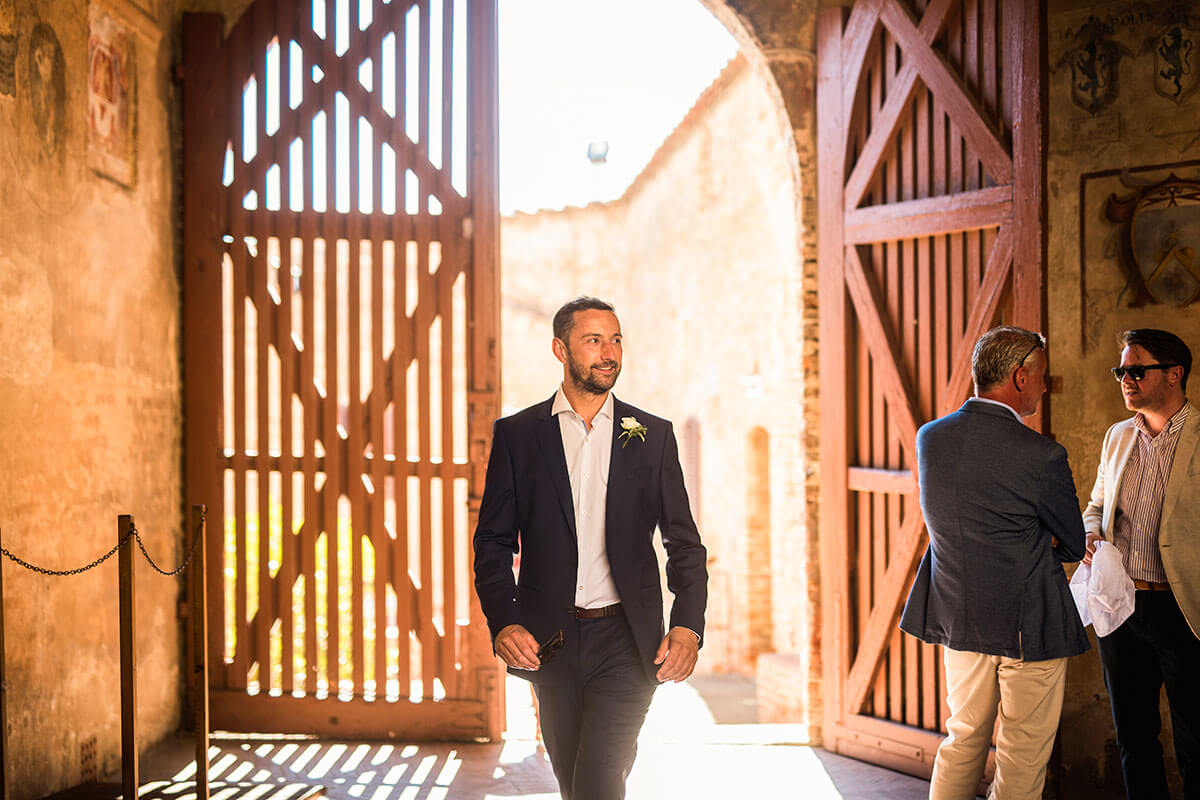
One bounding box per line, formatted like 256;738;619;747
501;57;811;687
0;0;181;796
1047;1;1200;796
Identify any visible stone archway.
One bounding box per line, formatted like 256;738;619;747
497;0;822;736
693;0;823;736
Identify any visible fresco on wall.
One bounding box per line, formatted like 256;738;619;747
28;22;65;158
1079;162;1200;349
1051;6;1200;159
1146;21;1198;105
87;4;135;186
1;11;84;213
0;0;14;99
1056;16;1132;115
1106;174;1200;307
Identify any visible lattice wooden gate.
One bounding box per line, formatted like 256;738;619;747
181;0;502;739
816;0;1045;777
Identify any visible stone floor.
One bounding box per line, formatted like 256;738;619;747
121;675;933;800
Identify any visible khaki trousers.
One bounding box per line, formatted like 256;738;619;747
930;647;1068;800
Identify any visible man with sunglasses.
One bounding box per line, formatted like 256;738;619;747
473;296;708;800
1083;328;1200;800
900;326;1089;800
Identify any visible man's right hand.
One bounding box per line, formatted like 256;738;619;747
494;624;541;670
1083;532;1103;566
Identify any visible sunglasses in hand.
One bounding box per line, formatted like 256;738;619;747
536;629;564;664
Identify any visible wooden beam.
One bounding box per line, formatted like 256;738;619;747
181;11;228;694
877;0;1011;187
848;467;916;494
840;0;884;122
843;0;957;211
817;5;852;744
209;691;488;740
844;509;928;715
1009;0;1048;433
845;186;1010;243
844;247;921;465
941;225;1014;415
468;0;505;740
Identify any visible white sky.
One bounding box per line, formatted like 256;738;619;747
498;0;739;215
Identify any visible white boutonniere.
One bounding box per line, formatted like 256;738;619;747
618;416;647;448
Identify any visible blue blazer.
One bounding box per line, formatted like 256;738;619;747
899;399;1089;661
473;395;708;683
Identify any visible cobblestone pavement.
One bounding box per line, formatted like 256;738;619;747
130;675;932;799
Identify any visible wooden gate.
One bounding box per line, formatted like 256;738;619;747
181;0;503;739
816;0;1045;777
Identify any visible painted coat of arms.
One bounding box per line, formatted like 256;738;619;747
1106;175;1200;307
88;4;136;185
1056;16;1133;115
1144;21;1199;105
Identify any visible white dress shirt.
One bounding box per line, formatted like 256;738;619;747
969;396;1022;422
553;387;622;609
1111;404;1189;583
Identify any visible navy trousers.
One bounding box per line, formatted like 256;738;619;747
530;613;657;800
1098;589;1200;800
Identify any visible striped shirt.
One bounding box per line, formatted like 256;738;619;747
1111;404;1190;583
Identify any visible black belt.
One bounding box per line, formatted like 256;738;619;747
574;603;622;619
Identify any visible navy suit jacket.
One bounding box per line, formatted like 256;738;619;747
899;399;1090;661
473;394;708;683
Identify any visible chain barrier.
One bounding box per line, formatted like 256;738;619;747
0;532;132;577
0;508;207;577
130;521;203;577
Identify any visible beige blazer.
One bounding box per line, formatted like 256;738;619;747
1083;402;1200;638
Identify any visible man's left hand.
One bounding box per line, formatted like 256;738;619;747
654;627;699;683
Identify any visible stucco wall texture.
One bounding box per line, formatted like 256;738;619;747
1047;2;1200;796
500;56;811;687
0;0;181;797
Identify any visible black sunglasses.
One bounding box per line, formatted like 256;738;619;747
1111;363;1178;382
536;629;564;665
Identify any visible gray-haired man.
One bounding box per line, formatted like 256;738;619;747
900;326;1088;799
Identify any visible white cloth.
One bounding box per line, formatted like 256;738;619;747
1069;541;1135;637
553;387;621;609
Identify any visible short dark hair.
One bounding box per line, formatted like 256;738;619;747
972;326;1045;391
1119;329;1192;390
552;296;615;341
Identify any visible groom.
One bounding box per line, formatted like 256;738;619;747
473;296;708;800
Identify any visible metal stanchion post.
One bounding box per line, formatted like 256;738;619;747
0;528;8;800
118;515;138;799
190;506;209;800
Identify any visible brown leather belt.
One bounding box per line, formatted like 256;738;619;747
1133;579;1171;592
574;603;622;619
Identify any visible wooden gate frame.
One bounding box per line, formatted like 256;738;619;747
817;0;1045;777
181;0;503;740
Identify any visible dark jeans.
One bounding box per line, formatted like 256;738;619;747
530;614;656;800
1098;589;1200;800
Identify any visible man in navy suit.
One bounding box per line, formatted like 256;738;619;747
473;296;708;800
900;326;1089;800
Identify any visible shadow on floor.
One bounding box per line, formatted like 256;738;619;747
114;675;930;800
